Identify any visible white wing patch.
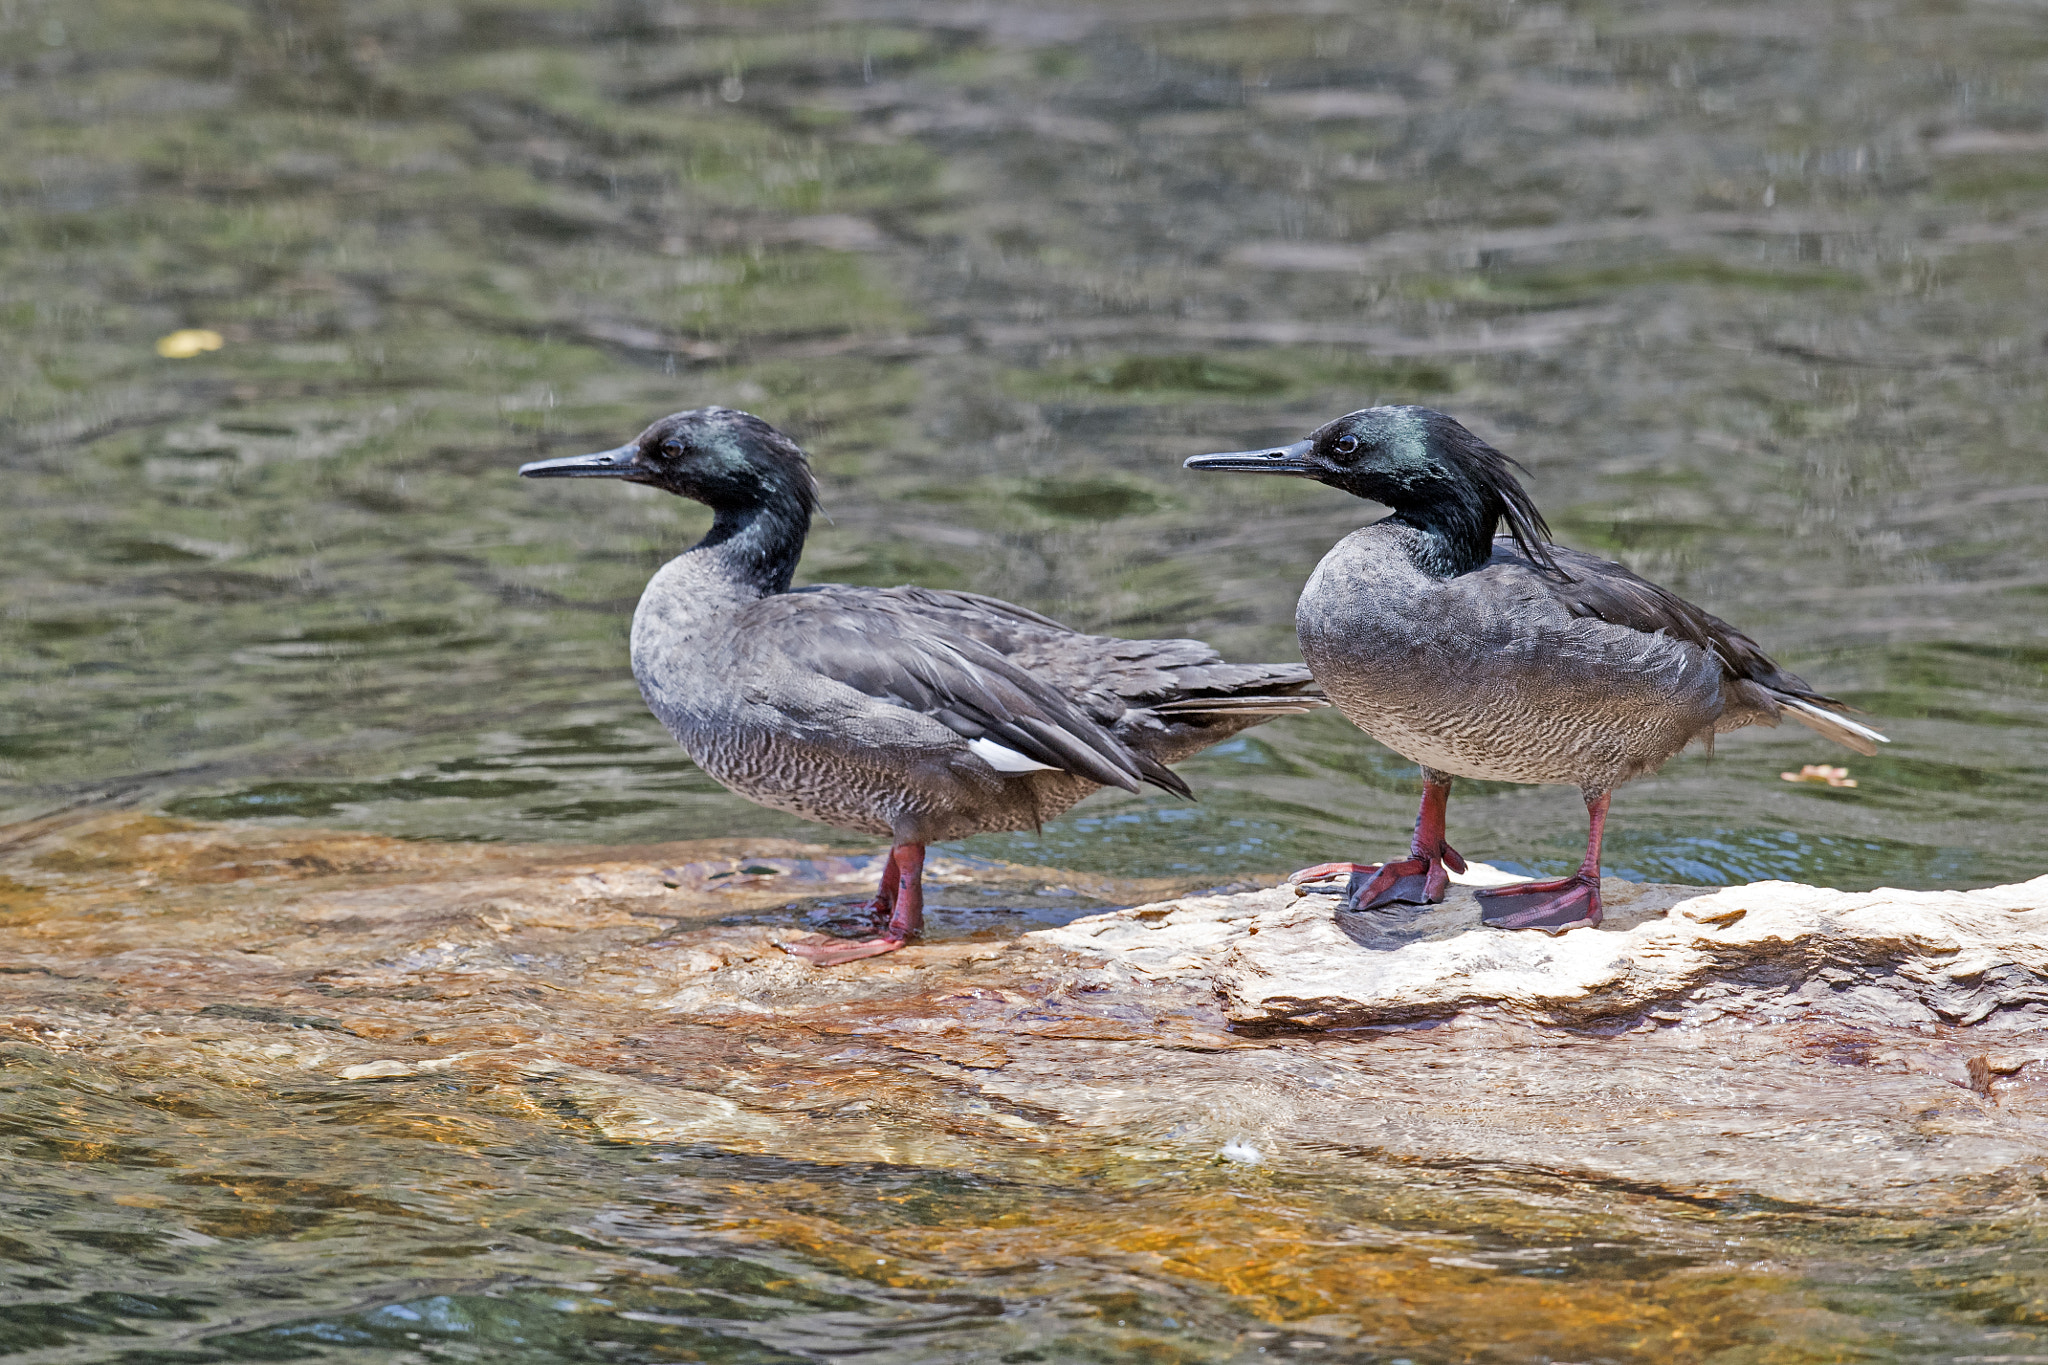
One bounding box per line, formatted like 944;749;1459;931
968;737;1059;773
1783;698;1891;745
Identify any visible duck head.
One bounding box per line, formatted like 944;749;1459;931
519;406;819;519
521;407;820;594
1183;405;1563;578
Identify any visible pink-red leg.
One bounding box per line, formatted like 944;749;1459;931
1291;772;1467;911
783;843;926;965
802;846;902;936
1476;789;1609;934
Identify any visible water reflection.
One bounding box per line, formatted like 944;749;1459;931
4;0;2048;1359
1;0;2043;890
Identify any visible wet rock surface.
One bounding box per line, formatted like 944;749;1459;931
7;816;2048;1359
6;815;2045;1224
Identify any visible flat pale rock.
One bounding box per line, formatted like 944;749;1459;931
1033;873;2048;1031
8;816;2048;1213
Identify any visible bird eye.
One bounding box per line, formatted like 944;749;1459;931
1331;434;1360;457
660;439;685;458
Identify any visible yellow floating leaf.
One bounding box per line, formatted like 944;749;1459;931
155;328;224;358
1780;763;1857;788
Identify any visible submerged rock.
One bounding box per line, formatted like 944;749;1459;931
2;814;2046;1217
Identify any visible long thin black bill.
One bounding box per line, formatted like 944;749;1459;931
1181;439;1317;475
518;445;643;478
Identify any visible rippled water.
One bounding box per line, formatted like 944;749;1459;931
3;0;2044;890
4;0;2048;1359
9;1055;2046;1364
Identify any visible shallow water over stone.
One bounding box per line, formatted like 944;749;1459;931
3;815;2047;1362
5;0;2048;1358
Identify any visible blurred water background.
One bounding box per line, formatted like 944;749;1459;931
5;2;2048;1360
3;0;2045;890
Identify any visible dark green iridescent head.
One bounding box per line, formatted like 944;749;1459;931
1184;405;1563;577
519;406;820;520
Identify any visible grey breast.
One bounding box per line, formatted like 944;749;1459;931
1297;524;1726;788
626;559;1118;842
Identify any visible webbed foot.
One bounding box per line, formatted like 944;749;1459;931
780;933;912;965
802;898;891;938
782;841;925;966
1290;842;1465;910
1475;872;1601;933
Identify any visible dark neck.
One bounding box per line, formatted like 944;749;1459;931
1386;478;1501;578
690;498;810;595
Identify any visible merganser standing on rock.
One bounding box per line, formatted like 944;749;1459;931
1184;405;1886;933
522;407;1326;964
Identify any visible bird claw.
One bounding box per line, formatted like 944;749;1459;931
1476;873;1601;933
780;933;912;965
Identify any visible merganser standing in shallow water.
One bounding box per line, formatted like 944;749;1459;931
523;406;1326;964
1184;405;1886;933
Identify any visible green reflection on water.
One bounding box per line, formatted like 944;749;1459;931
3;0;2048;1352
3;0;2036;891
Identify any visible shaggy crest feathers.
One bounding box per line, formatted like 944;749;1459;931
1417;410;1567;580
